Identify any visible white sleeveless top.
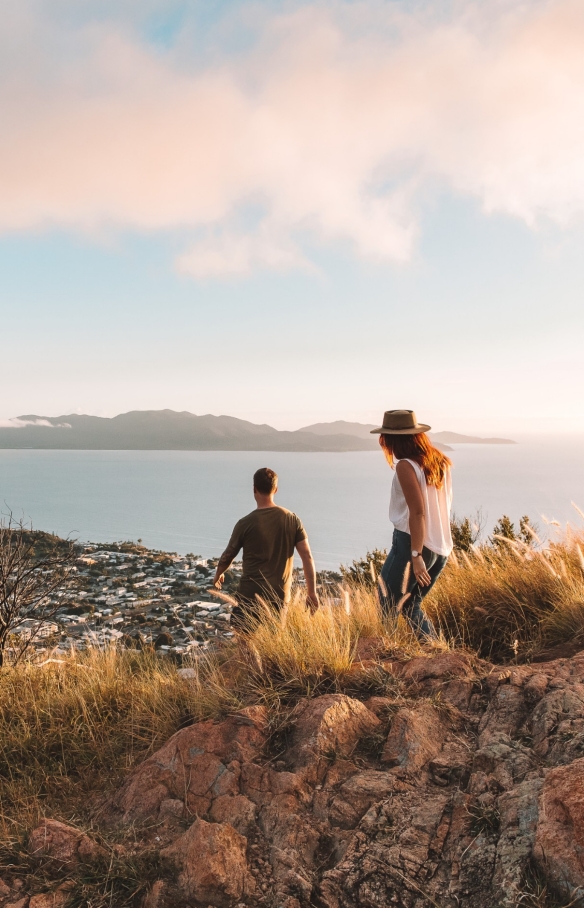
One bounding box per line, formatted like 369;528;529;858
389;458;453;556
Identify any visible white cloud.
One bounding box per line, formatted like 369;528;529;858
1;1;584;275
0;419;71;428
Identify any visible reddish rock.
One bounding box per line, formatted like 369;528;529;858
288;695;380;772
157;798;184;823
161;818;255;907
398;652;477;684
534;757;584;900
523;672;548;704
110;706;267;822
363;696;395;718
328;770;395;828
381;702;445;773
531;685;584;757
0;879;11;897
5;899;29;908
209;794;257;835
28;820;105;865
28;893;68;908
478;683;528;746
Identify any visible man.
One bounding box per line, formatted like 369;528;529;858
212;467;319;624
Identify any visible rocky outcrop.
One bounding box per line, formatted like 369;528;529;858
161;818;256;906
101;704;268;823
18;651;584;908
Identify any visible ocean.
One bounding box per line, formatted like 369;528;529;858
1;441;583;569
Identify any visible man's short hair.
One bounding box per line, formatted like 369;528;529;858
254;467;278;495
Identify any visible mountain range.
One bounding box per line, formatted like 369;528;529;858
0;410;516;452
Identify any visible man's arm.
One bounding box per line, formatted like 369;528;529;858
212;551;235;589
212;524;242;589
296;538;319;611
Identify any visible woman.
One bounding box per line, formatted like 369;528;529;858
371;409;453;639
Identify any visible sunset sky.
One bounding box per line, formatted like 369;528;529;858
2;0;584;435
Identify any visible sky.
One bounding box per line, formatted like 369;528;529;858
1;0;584;435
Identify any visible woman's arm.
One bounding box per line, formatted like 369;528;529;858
395;460;432;587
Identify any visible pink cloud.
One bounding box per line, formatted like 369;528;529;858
2;1;584;275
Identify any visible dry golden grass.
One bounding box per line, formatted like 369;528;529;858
186;584;423;715
0;648;196;836
425;527;584;660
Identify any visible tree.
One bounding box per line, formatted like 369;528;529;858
340;549;387;588
450;511;484;552
0;514;78;666
490;514;538;549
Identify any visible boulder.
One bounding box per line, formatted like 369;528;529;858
381;702;445;773
28;820;105;865
534;757;584;900
288;695;380;773
161;818;255;907
109;705;267;822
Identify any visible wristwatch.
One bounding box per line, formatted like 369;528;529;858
411;550;421;558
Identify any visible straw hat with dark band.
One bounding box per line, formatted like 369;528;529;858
370;409;431;435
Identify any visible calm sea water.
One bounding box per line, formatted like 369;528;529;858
1;441;583;569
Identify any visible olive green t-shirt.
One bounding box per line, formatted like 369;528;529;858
223;506;307;605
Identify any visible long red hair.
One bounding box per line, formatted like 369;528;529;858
379;433;451;488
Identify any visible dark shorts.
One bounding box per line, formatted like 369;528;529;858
230;591;285;630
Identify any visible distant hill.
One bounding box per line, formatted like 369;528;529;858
0;411;377;452
299;421;378;439
0;411;515;451
301;422;515;445
430;431;516;445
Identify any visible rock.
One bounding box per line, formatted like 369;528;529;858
288;695;380;773
328;770;395;828
534;757;584;900
157;798;184;822
531;685;584;758
28;820;105;864
523;672;548;704
161;818;255;907
363;696;394;718
0;879;11;897
492;779;542;907
471;734;534;792
399;651;477;684
209;794;258;835
478;683;527;746
141;880;166;908
381;702;445;773
108;705;267;822
29;892;68;908
5;900;29;908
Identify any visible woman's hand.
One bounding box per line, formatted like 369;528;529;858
412;554;431;587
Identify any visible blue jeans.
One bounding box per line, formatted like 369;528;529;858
378;529;447;639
